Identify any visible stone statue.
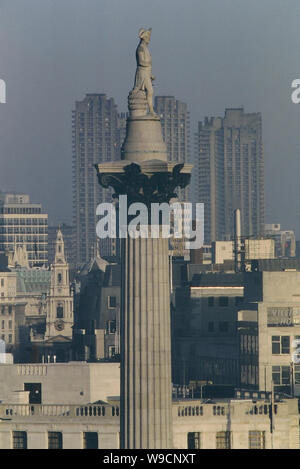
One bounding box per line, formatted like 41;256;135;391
132;28;156;115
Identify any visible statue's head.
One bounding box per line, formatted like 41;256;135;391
138;28;152;44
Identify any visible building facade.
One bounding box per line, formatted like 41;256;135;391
0;230;74;363
154;96;190;201
0;193;48;267
72;94;120;267
194;109;265;243
264;224;296;257
0;395;298;449
240;270;300;395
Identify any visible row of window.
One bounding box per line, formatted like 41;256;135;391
12;431;99;449
271;335;300;356
0;215;46;222
207;296;243;307
1;334;13;343
0;306;13;315
1;320;13;330
207;321;229;333
187;431;265;449
12;430;266;450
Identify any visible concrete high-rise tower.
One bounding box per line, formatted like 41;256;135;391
194;117;225;243
154;96;190;201
72;94;119;266
95;28;191;449
194;108;265;243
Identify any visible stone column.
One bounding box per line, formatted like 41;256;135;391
121;232;173;448
95;29;192;449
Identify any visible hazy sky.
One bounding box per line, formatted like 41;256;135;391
0;0;299;235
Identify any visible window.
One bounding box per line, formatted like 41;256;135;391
12;431;27;449
24;383;42;404
109;346;116;358
272;336;280;354
295;364;300;385
107;320;116;334
208;297;214;307
108;296;117;308
219;297;228;307
56;304;64;319
208;321;214;333
48;432;63;449
272;336;290;355
213;406;225;416
272;366;291;393
83;432;98;449
235;296;243;306
216;431;231;449
57;273;62;284
187;432;201;449
219;321;229;332
249;431;265;449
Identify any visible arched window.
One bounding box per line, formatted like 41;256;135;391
58;273;62;284
56;304;64;318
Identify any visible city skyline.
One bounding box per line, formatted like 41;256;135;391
0;0;300;236
1;8;300;450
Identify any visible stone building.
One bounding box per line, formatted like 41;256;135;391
0;229;74;362
238;270;300;395
0;365;298;450
73;253;120;362
172;273;244;386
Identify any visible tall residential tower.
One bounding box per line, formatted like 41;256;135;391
194;108;264;243
72;94;120;266
154;96;190;201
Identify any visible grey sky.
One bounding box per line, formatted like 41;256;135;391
0;0;299;235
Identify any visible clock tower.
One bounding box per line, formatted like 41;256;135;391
46;228;74;339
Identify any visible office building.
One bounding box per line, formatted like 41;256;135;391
0;193;48;267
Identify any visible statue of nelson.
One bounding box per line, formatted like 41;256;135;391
133;28;156;115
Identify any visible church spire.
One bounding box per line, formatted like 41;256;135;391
54;228;66;264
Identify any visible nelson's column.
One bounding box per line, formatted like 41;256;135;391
95;28;192;449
